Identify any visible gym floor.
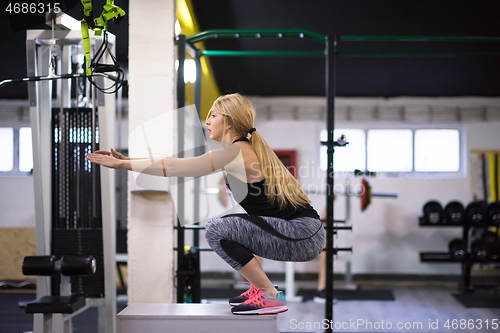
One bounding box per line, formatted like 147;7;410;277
2;274;499;333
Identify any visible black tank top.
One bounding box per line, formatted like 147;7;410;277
227;137;319;220
224;173;319;221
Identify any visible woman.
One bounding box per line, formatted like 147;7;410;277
86;93;326;315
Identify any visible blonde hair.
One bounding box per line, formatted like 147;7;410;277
207;93;311;209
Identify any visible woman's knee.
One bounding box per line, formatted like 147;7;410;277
204;218;218;243
204;216;227;242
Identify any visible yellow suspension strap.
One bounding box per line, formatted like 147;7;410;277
80;0;125;76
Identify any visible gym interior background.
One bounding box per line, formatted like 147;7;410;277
0;1;500;332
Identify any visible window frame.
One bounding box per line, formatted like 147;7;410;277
318;122;466;179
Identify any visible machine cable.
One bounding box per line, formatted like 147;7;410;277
81;0;126;94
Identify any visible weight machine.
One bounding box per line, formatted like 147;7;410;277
16;20;118;333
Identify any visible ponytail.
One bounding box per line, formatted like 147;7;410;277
249;131;310;209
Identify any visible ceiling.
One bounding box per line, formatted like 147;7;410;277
1;1;500;99
190;0;500;97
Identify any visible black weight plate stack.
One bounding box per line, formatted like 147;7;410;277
465;202;487;226
486;202;500;226
444;201;464;225
470;239;490;262
423;200;443;224
448;238;466;261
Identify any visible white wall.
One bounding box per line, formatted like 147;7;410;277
0;176;36;227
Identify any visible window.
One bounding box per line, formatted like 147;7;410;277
319;127;462;177
19;127;33;172
0;126;33;175
414;129;460;172
367;129;413;172
320;129;366;172
0;128;14;171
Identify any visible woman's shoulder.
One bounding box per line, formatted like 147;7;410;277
233;141;258;159
232;141;263;181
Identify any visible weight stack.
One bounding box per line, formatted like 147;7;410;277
52;229;105;297
51;107;104;297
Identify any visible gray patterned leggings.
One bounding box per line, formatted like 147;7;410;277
205;214;326;271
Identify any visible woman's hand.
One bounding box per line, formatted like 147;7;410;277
86;151;123;169
94;148;130;160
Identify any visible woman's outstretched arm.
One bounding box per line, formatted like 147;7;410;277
86;144;243;178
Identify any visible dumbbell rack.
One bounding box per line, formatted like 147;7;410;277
419;217;500;293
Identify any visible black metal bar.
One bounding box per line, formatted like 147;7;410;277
191;52;203;304
174;247;213;252
200;50;325;57
495;154;499;203
198;50;500;58
325;33;336;333
0;73;127;88
331;226;352;231
460;224;472;292
337;51;500;57
481;154;488;202
174;225;205;230
187;29;326;45
337;35;500;42
193;53;202;249
176;34;186;304
91;87;96;225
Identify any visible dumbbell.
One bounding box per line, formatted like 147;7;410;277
448;238;466;261
470;239;490;262
486;202;500;226
443;201;464;224
423;201;443;224
464;202;487;226
22;255;96;276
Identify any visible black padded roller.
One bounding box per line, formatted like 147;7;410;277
60;255;97;276
22;256;56;276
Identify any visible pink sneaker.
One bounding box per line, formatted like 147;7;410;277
228;282;259;306
231;289;288;315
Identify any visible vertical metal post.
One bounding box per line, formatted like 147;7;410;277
99;36;117;333
176;34;186;303
193;52;202;248
325;33;336;332
60;45;72;108
460;224;472;292
28;40;54;301
27;34;54;333
92;85;97;225
116;86;123;149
